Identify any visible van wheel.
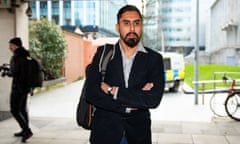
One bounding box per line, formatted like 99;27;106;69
169;80;180;92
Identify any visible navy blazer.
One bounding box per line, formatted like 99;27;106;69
86;42;165;115
85;42;165;143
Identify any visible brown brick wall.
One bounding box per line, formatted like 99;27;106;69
64;30;118;82
64;31;84;83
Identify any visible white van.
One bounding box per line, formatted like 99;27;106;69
160;52;185;92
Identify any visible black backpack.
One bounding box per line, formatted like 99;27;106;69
26;56;44;94
76;43;115;130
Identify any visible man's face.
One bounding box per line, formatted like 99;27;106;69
116;11;143;48
9;43;18;52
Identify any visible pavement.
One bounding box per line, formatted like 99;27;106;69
0;80;240;144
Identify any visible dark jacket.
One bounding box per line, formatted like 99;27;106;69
10;47;30;93
85;42;165;143
86;42;165;113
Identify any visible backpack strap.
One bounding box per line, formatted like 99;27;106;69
99;43;115;81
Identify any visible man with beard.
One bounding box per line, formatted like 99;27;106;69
85;5;165;144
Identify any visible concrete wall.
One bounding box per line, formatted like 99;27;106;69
210;48;240;66
207;0;226;53
0;3;29;120
206;0;240;65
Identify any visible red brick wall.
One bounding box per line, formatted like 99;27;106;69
64;31;84;82
83;38;119;76
64;30;119;82
83;40;95;76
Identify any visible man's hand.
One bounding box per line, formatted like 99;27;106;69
142;82;154;91
101;82;154;95
101;82;116;96
101;82;110;94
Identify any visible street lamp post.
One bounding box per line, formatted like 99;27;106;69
161;31;164;52
194;0;199;105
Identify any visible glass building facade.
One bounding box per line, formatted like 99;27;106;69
29;0;202;55
144;0;197;55
63;1;71;25
30;0;127;34
161;0;194;47
30;0;98;26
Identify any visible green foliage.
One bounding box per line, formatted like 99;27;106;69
185;64;240;90
29;18;67;80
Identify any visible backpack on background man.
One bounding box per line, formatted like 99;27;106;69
26;56;45;95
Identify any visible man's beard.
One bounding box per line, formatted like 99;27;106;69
122;32;141;48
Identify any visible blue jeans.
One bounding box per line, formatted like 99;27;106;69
120;135;128;144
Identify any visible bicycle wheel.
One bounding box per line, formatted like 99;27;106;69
209;93;228;117
225;92;240;121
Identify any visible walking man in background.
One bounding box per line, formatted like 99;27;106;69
86;5;165;144
8;37;33;143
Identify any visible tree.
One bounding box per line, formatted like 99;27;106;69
29;18;67;80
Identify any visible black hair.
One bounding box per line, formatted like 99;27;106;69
9;37;22;47
117;5;142;23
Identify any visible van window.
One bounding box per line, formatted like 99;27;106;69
163;58;171;70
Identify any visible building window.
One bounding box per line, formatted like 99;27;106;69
63;1;71;25
40;1;47;18
52;1;59;24
86;1;96;25
30;2;36;19
74;1;83;26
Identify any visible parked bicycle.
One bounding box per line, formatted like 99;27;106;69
209;72;240;121
224;76;240;121
209;73;230;117
209;91;227;117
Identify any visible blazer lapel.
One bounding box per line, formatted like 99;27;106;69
108;43;125;87
108;43;149;88
128;51;149;86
